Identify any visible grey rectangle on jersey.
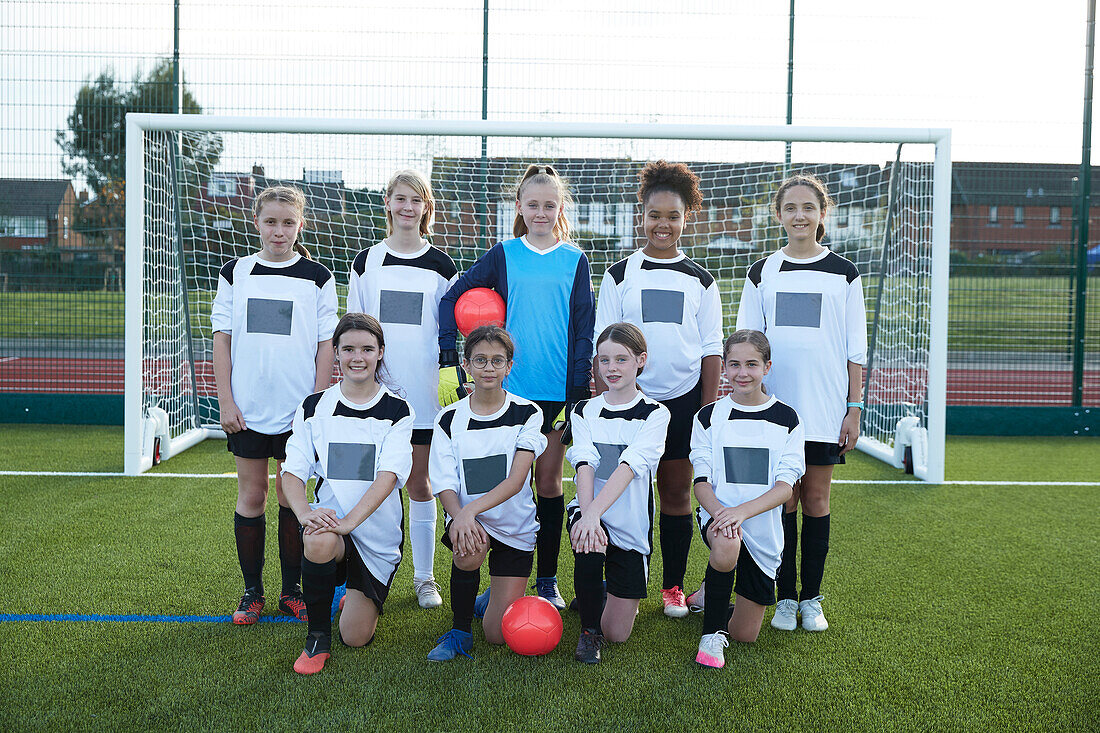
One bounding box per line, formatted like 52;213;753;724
640;289;685;324
328;443;377;482
594;443;628;481
462;454;508;495
379;290;424;325
246;298;294;335
723;447;770;486
774;292;822;328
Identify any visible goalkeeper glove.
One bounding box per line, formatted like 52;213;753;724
438;349;471;406
555;384;593;438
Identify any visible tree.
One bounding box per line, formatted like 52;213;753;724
55;59;222;245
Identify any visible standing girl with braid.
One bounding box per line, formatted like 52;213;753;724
439;164;595;611
593;161;723;618
736;173;867;632
211;185;338;625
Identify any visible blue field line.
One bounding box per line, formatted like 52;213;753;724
1;586;347;625
0;612;298;624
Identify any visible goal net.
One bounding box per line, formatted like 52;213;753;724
124;116;949;481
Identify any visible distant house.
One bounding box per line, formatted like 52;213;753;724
198;170;258;217
0;179;85;251
951;162;1098;254
195;165;347;224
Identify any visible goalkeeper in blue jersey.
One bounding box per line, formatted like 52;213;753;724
438;164;595;611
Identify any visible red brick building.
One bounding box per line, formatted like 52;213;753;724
0;179;85;252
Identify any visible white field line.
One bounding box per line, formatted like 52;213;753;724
0;357;17;363
0;470;1097;486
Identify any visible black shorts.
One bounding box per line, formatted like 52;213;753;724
657;381;703;461
441;521;534;578
566;508;649;599
533;400;566;435
699;519;776;607
226;429;291;460
805;440;845;466
338;534;392;613
411;429;433;447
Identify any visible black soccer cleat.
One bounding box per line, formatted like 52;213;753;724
574;628;603;664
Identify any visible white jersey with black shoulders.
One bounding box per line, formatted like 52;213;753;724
736;248;867;443
211;253;338;435
564;392;670;555
282;384;414;585
347;240;459;429
594;250;724;400
689;395;805;579
429;393;547;551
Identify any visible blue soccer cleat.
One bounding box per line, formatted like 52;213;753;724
427;629;473;661
472;587;491;619
535;577;567;610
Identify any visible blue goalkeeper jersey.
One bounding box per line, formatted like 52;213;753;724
439;236;595;402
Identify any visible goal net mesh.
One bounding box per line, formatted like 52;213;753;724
138;128;935;468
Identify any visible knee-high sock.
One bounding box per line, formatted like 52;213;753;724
800;513;830;600
702;562;736;635
278;505;303;593
573;552;606;631
535;495;565;579
776;511;798;602
659;512;692;590
302;557;339;638
234;512;265;593
450;563;480;634
409;498;438;582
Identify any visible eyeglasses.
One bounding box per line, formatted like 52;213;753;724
469;355;508;369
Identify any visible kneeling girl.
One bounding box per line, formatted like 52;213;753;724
427;325;547;660
566;323;670;663
689;330;805;669
282;313;415;674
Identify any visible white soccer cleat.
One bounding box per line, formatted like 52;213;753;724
685;582;705;613
770;598;799;631
695;631;729;669
414;577;443;609
799;595;829;631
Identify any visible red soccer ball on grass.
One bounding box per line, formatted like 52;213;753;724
501;595;562;656
455;287;506;337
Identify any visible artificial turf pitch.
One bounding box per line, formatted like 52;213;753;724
1;427;1096;731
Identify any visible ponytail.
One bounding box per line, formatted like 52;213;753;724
513;164;573;243
293;242;312;260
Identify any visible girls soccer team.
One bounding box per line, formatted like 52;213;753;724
212;162;865;673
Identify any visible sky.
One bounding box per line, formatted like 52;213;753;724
0;0;1094;190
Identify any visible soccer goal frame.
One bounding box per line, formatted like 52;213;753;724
124;114;950;481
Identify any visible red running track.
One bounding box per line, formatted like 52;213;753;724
1;357;1098;406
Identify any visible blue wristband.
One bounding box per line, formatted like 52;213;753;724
847;401;864;410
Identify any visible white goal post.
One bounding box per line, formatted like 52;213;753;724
124;114;949;482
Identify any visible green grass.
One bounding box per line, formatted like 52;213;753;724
1;426;1097;730
3;277;1098;357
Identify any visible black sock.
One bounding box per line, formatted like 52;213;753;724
776;511;798;602
302;557;338;638
450;563;480;634
573;552;606;631
234;512;265;593
536;495;565;579
800;514;830;600
278;505;303;594
659;512;692;590
702;562;736;635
